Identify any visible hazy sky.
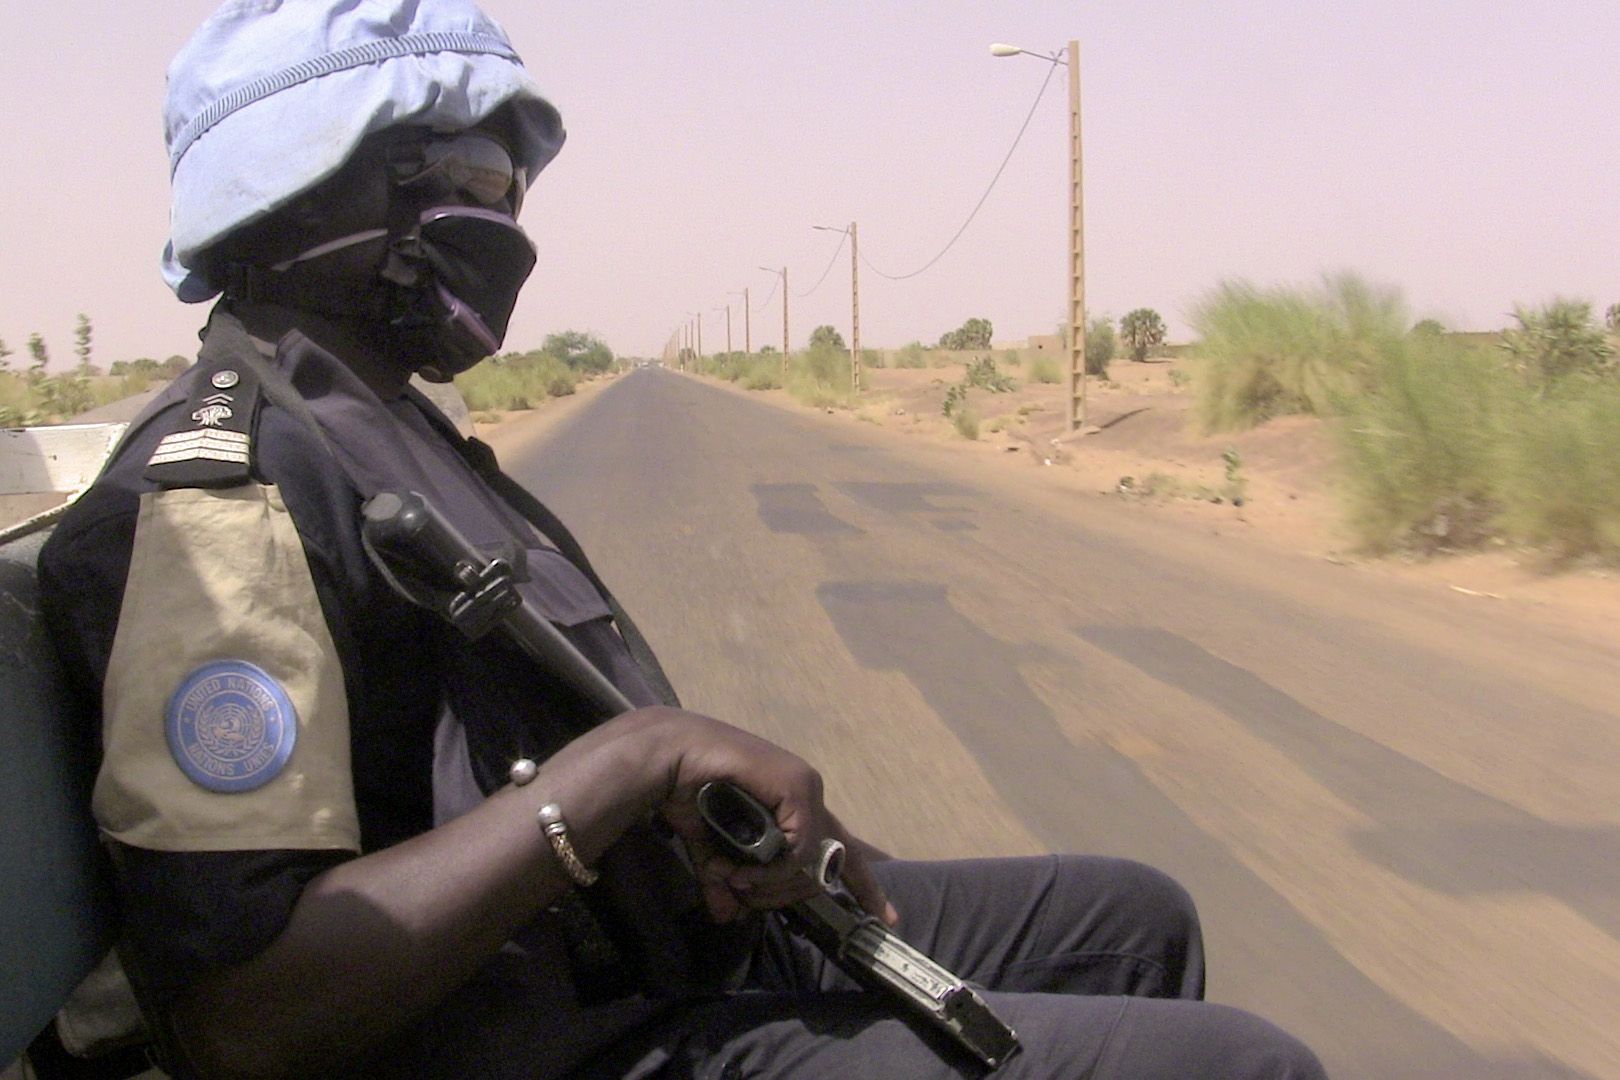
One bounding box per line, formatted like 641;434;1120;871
2;2;1616;367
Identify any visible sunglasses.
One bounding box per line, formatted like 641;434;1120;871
389;130;525;216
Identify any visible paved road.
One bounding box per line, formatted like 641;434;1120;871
498;368;1620;1079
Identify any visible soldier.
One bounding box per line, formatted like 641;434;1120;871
39;2;1325;1077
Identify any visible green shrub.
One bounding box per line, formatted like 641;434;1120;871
740;363;782;391
1499;299;1614;384
455;351;575;411
1085;317;1116;377
1193;273;1404;432
862;348;885;370
952;407;980;440
784;342;852;408
1336;336;1507;552
963;356;1015;392
1495;380;1620;561
1120;309;1167;362
895;343;928;368
1028;356;1061;384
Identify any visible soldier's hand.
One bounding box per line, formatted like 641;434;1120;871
643;707;897;926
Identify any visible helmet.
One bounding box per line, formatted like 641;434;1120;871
161;0;566;335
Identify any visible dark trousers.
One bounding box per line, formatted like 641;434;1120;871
585;856;1326;1079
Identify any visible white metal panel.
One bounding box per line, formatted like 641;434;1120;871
0;424;126;497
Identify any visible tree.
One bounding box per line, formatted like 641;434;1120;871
938;317;993;351
541;330;614;374
1606;302;1620;332
1500;299;1613;383
808;324;845;351
74;313;95;374
1084;316;1116;377
1120;309;1167;362
0;336;11;372
26;333;49;382
1411;318;1446;337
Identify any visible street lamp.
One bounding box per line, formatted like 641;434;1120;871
993;39;1084;431
758;266;789;373
812;222;862;392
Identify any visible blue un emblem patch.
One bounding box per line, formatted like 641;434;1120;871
166;660;297;792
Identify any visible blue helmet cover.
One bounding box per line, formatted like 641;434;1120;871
162;0;565;302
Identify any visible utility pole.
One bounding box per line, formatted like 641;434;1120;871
761;266;789;375
814;223;862;392
697;312;703;362
1067;39;1085;431
743;287;751;354
849;221;861;393
721;304;732;355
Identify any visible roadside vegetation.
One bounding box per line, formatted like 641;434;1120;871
455;329;624;412
0;319;188;425
1192;274;1620;562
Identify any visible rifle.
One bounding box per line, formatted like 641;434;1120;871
360;489;1020;1070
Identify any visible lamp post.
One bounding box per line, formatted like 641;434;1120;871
759;266;789;375
992;40;1084;431
686;311;703;367
812;222;862;392
730;289;751;354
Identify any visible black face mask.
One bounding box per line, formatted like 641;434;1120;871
387;207;538;382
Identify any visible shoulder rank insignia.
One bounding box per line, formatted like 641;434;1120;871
165;660;298;793
145;361;263;488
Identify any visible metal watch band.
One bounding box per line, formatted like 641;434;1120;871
537;802;599;887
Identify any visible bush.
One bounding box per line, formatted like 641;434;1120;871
1120;309;1167;362
894;342;928;368
1085;317;1116;377
1028;355;1061;384
1336;334;1508;552
952;407;980;440
962;356;1015;392
1495;380;1620;561
862;348;884;370
455;351;576;411
1192;273;1404;432
740;363;782;391
784;342;852;408
1499;299;1614;384
809;325;845;351
938;317;993;350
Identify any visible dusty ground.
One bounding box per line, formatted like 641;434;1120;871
673;353;1619;647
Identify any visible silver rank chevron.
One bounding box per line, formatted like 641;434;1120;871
148;428;250;467
191;393;235;427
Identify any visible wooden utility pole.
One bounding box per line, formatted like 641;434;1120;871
720;305;732;355
781;267;789;376
743;287;751;353
1067;39;1085;431
849;221;862;393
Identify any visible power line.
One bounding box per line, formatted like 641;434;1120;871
794;231;847;298
861;60;1060;282
751;272;780;313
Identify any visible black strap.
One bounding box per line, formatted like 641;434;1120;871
195;311;681;710
453;435;682;710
